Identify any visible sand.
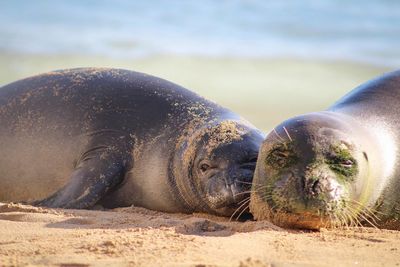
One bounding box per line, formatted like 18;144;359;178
0;202;399;267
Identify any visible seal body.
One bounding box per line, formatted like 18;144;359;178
250;70;400;229
0;68;263;216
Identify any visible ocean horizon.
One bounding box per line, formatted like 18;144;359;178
1;0;399;67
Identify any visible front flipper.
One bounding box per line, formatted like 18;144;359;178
35;143;131;209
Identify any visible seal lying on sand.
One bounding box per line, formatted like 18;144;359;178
0;68;263;216
250;70;400;229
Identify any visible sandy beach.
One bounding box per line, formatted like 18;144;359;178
0;202;399;267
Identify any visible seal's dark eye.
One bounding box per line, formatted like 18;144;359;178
199;163;211;172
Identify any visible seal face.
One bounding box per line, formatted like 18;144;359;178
0;68;263;217
251;113;372;229
250;70;400;229
171;120;261;216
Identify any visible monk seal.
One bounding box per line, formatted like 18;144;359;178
250;70;400;229
0;68;263;216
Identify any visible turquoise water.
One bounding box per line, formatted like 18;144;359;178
1;0;399;66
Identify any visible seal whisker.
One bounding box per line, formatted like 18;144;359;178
273;128;285;144
260;194;273;201
235;179;265;186
339;214;347;229
254;189;274;197
345;207;363;228
259;193;273;202
252;184;275;192
237;196;251;205
343;212;352;228
255;187;273;193
233;191;254;197
229;197;251;221
356;211;379;229
339;207;352;227
282;126;293;142
342;201;368;228
234;191;271;204
344;212;352;229
348;199;381;224
359;209;380;227
232;185;275;198
344;208;361;228
235;202;251;221
256;184;273;190
364;208;382;221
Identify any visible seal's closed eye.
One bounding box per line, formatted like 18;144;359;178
265;145;297;169
326;146;358;177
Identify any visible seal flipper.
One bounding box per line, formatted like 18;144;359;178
34;144;131;209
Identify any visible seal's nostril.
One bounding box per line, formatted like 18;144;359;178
300;176;306;191
311;180;320;195
303;177;320;197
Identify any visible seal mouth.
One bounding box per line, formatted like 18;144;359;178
250;171;352;230
273;211;332;230
268;191;348;229
208;185;253;220
205;168;253;209
206;183;236;209
250;193;335;229
206;180;250;209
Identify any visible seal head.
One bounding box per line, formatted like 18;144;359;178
174;120;261;216
250;112;378;229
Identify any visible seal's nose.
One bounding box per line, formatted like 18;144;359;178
307;178;322;196
302;174;343;204
302;175;323;198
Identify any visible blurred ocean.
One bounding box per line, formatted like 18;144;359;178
1;0;399;66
